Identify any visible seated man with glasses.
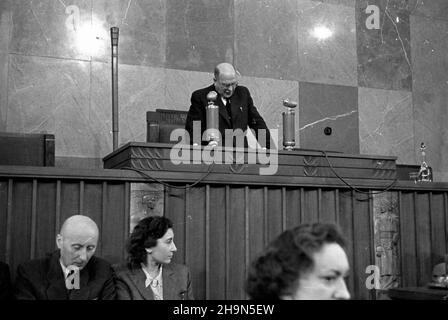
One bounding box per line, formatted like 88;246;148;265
185;62;272;149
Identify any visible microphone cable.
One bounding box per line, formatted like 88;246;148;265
321;150;398;201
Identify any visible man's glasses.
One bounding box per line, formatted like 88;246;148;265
218;81;238;88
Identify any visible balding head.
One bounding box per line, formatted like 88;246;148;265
213;62;238;98
57;215;99;269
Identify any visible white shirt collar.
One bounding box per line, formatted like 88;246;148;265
141;264;163;288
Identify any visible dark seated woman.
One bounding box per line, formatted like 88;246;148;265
114;216;194;300
246;222;350;300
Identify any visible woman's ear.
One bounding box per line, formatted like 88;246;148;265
145;248;152;254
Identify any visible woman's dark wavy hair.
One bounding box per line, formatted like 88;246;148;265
245;222;346;300
126;216;173;268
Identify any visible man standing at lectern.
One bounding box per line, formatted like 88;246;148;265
185;62;272;149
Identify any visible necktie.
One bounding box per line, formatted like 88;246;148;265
225;98;232;123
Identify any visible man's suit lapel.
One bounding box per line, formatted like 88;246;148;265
129;268;154;300
162;264;177;300
45;252;68;300
216;96;232;127
68;267;91;300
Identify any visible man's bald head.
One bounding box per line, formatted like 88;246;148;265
214;63;236;80
57;215;99;269
214;62;238;98
60;215;99;238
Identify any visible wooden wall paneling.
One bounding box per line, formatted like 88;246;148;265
351;192;373;300
337;189;355;298
267;187;283;243
10;180;33;277
83;182;103;255
284;188;301;229
248;187;264;274
227;186;246;299
320;188;337;223
60;182;80;222
0;180;8;261
36;181;57;258
186;186;206;300
101;182;127;264
429;192;446;267
414;192;432;286
398;191;417;287
302;188;319;223
165;187;186;265
208;185;226;299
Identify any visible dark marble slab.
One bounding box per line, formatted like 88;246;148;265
238;76;299;149
9;0;92;60
93;0;166;67
356;0;412;91
410;0;448;21
297;0;357;86
0;2;12;54
165;0;233;72
411;14;448;181
313;0;355;7
235;0;299;81
358;87;414;164
298;82;359;154
0;53;7;131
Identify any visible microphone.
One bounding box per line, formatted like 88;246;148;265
206;91;219;147
282;99;298;151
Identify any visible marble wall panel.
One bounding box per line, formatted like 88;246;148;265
234;0;299;81
92;0;166;67
165;0;233;72
358;87;414;164
238;76;299;149
0;4;12;54
6;55;95;159
164;68;212;111
9;0;92;60
0;53;7;130
297;0;357;86
411;15;448;181
315;0;355;7
356;0;412;91
409;0;448;21
91;62;166;155
299;82;358;154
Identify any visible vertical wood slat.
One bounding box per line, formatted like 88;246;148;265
263;187;268;247
123;182;130;261
205;185;210;300
30;179;37;259
225;185;230;299
5;179;13;265
208;186;226;299
79;181;84;215
352;191;372;300
281;187;287;231
101;182;107;258
429;192;446;266
399;191;417;287
414;192;432;286
55;180;61;235
244;186;250;300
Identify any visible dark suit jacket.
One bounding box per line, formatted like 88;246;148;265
14;250;116;300
114;263;194;300
185;84;272;148
0;261;13;300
